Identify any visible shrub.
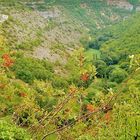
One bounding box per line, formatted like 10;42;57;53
109;68;128;83
11;57;54;83
119;61;130;71
94;60;107;78
106;65;116;78
52;76;69;89
0;120;31;140
16;69;34;83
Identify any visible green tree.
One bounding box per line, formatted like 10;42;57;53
109;68;128;83
94;60;107;78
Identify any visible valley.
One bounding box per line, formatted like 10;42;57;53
0;0;140;140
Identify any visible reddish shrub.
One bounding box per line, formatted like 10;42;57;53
103;112;111;124
86;104;95;112
19;92;27;97
81;72;89;82
2;53;14;67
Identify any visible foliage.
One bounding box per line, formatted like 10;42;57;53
0;120;31;140
0;0;140;140
128;0;140;5
109;68;128;83
94;60;107;78
11;57;54;83
100;13;140;65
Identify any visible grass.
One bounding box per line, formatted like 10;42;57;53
84;49;101;61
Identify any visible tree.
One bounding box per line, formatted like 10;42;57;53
94;60;107;78
109;68;128;83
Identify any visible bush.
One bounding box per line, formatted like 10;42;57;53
88;41;100;50
12;57;54;83
52;76;69;89
109;68;128;83
102;53;120;65
128;0;139;5
105;65;116;78
0;120;31;140
94;60;107;78
119;62;130;71
16;69;34;83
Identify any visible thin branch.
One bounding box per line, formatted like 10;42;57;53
41;68;140;139
32;92;75;137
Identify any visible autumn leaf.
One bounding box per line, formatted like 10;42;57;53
2;54;9;59
103;112;111;124
86;104;95;112
2;53;14;67
19;92;27;97
81;72;89;82
68;85;77;94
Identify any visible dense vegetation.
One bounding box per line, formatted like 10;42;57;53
0;0;140;139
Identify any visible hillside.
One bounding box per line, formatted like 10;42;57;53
0;0;139;63
0;0;140;140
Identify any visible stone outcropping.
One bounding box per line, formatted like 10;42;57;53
39;7;60;19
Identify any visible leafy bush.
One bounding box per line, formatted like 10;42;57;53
106;65;116;73
128;0;139;5
11;57;54;83
109;68;128;83
94;60;107;78
16;69;34;84
88;34;112;50
52;76;69;89
0;120;31;140
119;61;130;71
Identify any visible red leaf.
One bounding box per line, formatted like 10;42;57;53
19;93;27;97
81;72;89;82
86;104;95;112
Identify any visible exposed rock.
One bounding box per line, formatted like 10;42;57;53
8;11;46;46
39;7;60;19
39;11;59;19
33;47;66;64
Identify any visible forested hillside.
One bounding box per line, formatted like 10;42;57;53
0;0;140;140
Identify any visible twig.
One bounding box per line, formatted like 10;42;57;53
41;68;140;139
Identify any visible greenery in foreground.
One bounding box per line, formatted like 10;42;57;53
0;1;140;140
